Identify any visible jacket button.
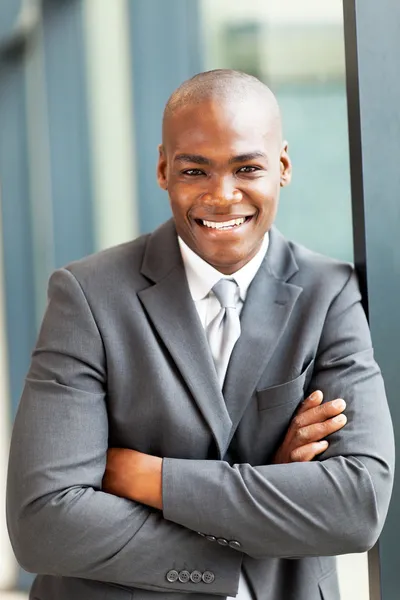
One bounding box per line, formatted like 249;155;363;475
229;540;242;550
190;570;203;583
178;570;190;583
206;535;216;542
217;538;229;546
202;571;215;584
166;569;179;583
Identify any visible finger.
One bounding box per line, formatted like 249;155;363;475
294;413;347;445
294;398;346;428
296;390;324;415
290;440;329;462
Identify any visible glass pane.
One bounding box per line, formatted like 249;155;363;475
200;2;364;599
0;0;22;43
200;0;353;263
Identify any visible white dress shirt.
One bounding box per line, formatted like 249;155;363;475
178;234;269;330
178;233;269;600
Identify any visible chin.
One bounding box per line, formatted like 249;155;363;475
207;255;246;274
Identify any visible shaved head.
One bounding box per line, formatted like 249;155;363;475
163;69;282;144
157;69;291;274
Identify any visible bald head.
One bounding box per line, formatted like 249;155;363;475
163;69;282;143
157;70;292;274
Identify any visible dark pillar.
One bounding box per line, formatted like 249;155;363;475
343;2;400;599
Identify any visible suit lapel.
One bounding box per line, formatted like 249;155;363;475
223;228;302;449
138;220;232;458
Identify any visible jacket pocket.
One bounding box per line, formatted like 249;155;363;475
257;359;315;411
318;570;341;599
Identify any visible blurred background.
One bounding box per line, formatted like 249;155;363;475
0;0;361;597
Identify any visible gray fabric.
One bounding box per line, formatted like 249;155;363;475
6;220;394;600
207;279;252;599
208;279;241;386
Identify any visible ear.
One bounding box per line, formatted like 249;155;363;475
157;144;168;190
280;141;292;188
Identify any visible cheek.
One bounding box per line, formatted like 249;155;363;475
252;191;279;216
246;173;279;197
169;190;193;221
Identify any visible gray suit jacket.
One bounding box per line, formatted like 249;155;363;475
7;220;394;600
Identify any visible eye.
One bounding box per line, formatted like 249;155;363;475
237;166;261;174
182;169;205;176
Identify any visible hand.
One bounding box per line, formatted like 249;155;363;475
102;448;163;510
273;391;347;464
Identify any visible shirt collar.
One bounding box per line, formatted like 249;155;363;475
178;233;269;303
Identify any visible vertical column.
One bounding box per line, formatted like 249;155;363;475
83;0;139;250
0;2;38;588
0;194;16;590
41;0;95;268
0;37;37;420
24;4;55;324
128;0;203;233
343;1;400;599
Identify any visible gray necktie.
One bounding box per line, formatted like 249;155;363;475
208;281;252;600
207;279;241;386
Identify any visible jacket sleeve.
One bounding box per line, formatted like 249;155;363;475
162;270;395;559
6;268;242;596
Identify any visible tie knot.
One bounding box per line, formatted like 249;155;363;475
212;279;238;309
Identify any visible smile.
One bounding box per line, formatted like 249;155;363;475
198;216;251;231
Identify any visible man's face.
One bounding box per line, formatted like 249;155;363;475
157;97;291;274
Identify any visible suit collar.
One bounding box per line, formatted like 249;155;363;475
141;220;299;286
140;219;181;283
221;227;302;443
264;225;299;283
223;259;302;444
139;219;232;457
139;220;302;456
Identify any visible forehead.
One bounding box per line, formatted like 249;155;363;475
164;97;281;156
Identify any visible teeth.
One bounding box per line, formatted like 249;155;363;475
202;217;246;230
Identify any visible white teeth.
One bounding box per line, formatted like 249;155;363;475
201;217;246;230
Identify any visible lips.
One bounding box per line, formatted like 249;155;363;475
201;217;245;230
195;215;253;231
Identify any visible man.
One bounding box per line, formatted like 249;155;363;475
7;70;394;600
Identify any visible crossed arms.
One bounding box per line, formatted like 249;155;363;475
6;267;395;594
102;390;348;511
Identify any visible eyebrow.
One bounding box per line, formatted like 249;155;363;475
228;152;268;164
174;151;268;165
174;154;211;165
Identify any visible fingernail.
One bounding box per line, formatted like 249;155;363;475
310;391;322;401
333;399;346;410
333;414;347;424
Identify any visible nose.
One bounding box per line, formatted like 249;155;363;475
202;176;243;206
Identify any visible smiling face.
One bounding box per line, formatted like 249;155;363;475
157;95;292;274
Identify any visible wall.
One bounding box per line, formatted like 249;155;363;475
0;1;373;597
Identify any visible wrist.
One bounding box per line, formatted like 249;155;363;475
131;453;163;510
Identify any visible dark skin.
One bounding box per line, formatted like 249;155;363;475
102;95;347;509
158;95;290;274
